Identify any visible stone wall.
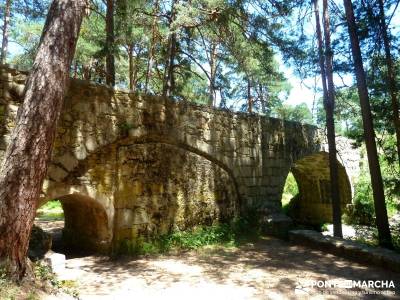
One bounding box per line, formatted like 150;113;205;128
114;143;238;243
0;65;360;252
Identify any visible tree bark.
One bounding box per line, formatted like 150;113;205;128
247;77;253;113
0;0;12;64
322;0;342;238
343;0;392;248
259;84;267;114
208;41;217;107
313;0;329;107
0;0;88;280
106;0;115;86
144;0;159;93
377;0;400;168
163;0;177;97
128;44;134;91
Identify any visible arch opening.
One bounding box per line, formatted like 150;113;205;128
282;152;351;226
281;171;299;212
35;194;110;258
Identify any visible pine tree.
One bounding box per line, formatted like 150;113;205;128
343;0;392;248
313;0;342;237
0;0;88;280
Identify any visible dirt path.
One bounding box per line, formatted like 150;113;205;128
50;237;399;300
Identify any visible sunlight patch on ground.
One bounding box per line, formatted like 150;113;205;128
148;260;203;275
48;237;399;299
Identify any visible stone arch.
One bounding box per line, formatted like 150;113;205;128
117;134;243;206
285;152;351;225
111;139;241;249
38;192;112;254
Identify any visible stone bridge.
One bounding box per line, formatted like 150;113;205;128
0;66;359;253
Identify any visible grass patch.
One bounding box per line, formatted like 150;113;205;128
33;262;79;298
0;273;22;300
0;262;78;300
36;200;64;221
118;213;263;256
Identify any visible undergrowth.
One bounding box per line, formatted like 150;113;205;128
36;200;64;221
118;211;262;256
0;262;78;300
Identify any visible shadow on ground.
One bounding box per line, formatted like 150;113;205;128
62;237;399;300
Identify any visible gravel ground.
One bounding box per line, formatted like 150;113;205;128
36;219;399;300
42;237;399;300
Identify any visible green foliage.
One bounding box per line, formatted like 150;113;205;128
74;14;106;82
282;172;298;198
344;175;375;226
162;224;236;250
0;263;65;300
281;172;299;212
119;224;236;255
6;0;296;113
36;200;63;221
274;103;313;124
34;262;58;287
344;153;399;226
319;223;329;232
9;18;43;69
34;262;79;298
118;211;263;256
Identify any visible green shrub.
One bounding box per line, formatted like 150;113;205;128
281;172;298;209
344;174;375;225
36;200;64;221
117;209;263;256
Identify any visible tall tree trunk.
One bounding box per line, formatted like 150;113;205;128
378;0;400;168
313;0;328;102
106;0;115;86
208;41;217;107
322;0;342;238
259;84;267;114
133;53;139;92
343;0;392;248
0;0;88;280
163;0;177;97
128;44;134;91
247;77;253;113
144;0;159;93
163;34;177;97
0;0;12;64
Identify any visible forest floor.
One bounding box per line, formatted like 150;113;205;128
40;236;400;300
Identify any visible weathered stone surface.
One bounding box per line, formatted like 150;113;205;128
113;143;239;242
0;65;361;252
